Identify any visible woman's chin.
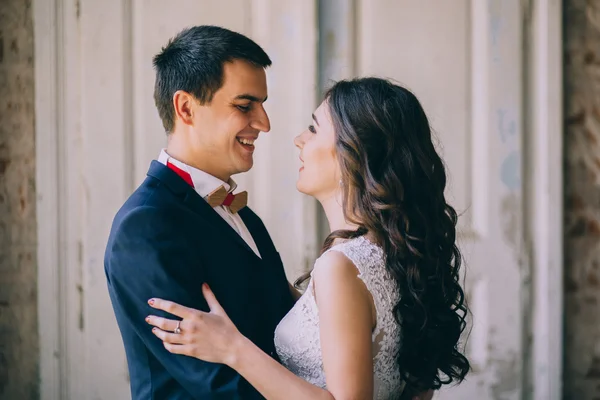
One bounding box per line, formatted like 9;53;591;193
295;180;311;196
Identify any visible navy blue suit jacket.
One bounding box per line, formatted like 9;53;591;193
105;161;294;399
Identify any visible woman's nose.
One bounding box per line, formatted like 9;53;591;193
294;130;309;149
294;133;303;149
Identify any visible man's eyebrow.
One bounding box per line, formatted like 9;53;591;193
234;94;268;102
312;113;319;126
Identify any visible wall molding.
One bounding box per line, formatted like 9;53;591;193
33;0;61;398
34;0;84;398
526;0;564;398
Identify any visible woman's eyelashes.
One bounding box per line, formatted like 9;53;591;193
308;124;316;134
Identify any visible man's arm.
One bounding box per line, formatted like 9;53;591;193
107;206;252;399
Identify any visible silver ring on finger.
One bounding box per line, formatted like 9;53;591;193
174;320;182;334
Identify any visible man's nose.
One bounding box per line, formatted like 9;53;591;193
251;105;271;132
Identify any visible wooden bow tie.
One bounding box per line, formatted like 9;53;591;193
206;186;248;214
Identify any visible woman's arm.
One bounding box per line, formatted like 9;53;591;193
231;251;376;399
147;284;336;399
229;335;334;399
310;250;376;398
146;250;377;400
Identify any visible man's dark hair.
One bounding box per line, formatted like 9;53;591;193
152;25;272;133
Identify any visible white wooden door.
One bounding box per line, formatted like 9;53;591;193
36;1;318;398
36;1;562;399
357;1;525;398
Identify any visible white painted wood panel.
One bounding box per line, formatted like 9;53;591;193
37;1;319;398
80;0;136;397
527;1;563;398
35;1;563;399
357;1;525;398
248;0;319;280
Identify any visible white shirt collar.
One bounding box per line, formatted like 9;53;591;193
157;149;237;197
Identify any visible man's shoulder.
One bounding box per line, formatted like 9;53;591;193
107;181;192;249
114;175;196;226
113;181;163;225
104;204;197;278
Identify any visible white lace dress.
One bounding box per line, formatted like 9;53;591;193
274;236;405;399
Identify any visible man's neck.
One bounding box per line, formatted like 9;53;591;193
166;143;230;182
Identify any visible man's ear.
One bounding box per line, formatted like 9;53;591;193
173;90;195;127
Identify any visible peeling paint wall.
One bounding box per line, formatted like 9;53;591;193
564;0;600;399
0;0;38;399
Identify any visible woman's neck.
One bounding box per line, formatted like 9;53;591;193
319;193;358;233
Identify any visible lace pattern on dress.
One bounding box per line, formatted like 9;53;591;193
274;236;405;399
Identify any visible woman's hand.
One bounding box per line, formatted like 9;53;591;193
146;283;244;366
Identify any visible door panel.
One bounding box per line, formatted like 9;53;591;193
42;1;529;398
76;1;317;398
357;1;525;398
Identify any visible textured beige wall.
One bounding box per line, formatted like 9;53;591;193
564;0;600;399
0;0;38;399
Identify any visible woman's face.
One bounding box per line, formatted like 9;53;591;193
294;101;341;201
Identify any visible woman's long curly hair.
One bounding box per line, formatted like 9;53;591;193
306;77;470;394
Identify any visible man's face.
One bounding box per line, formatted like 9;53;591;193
188;59;270;180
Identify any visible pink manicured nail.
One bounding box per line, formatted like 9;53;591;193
148;299;155;305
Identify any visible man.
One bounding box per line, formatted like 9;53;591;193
105;25;294;399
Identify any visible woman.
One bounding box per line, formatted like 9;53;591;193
146;77;470;399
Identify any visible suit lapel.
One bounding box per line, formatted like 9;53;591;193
147;161;259;258
238;208;271;258
183;193;259;258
